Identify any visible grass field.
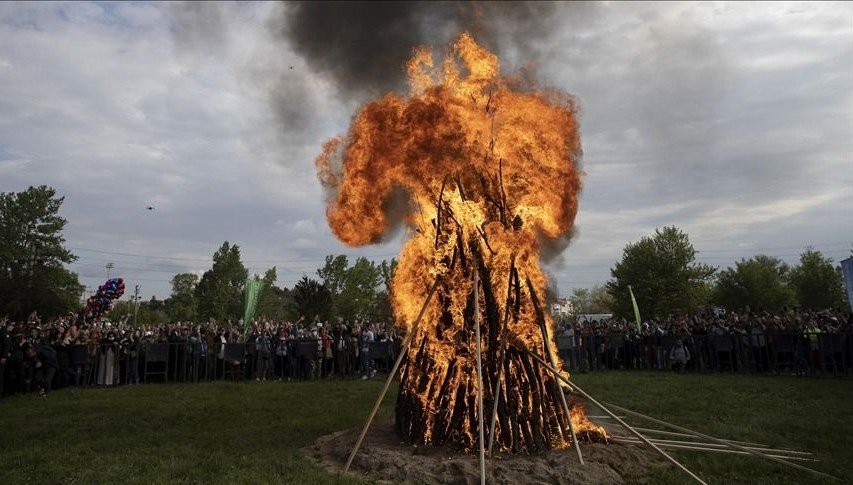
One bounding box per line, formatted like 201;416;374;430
0;372;849;484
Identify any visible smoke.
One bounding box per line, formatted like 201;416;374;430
275;1;571;100
166;1;592;196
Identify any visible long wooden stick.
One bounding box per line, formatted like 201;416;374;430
343;278;440;473
631;427;771;449
612;437;812;456
611;438;818;461
604;402;838;481
473;267;486;485
525;351;707;485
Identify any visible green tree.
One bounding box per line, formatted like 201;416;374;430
588;284;614;314
338;257;384;320
254;266;287;320
317;255;349;298
256;285;297;321
317;255;388;320
292;276;332;322
789;248;846;311
374;258;397;321
195;242;248;321
108;300;167;326
712;255;796;312
570;287;591;314
606;226;716;319
570;285;613;314
0;185;83;319
166;273;199;321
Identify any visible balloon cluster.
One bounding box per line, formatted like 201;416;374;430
82;277;125;320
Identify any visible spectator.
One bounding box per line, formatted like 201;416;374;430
360;323;375;380
669;339;691;373
24;342;58;395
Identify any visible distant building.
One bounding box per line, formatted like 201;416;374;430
550;298;574;317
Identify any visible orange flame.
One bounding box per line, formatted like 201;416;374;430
317;33;605;452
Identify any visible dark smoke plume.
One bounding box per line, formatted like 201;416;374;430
277;1;569;99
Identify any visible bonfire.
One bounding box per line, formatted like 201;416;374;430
317;32;605;454
310;32;833;485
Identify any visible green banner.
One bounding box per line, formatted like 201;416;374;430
628;285;642;333
243;277;264;330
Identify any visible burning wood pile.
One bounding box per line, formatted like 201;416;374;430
312;32;834;485
316;32;605;454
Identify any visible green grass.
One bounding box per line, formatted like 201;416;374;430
572;372;853;484
0;373;850;484
0;380;393;485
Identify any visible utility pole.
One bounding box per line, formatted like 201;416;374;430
106;262;114;279
133;284;140;326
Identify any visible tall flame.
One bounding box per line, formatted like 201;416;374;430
317;33;604;452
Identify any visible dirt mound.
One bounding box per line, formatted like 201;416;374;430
304;423;665;484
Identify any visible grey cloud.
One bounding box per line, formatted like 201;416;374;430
1;2;850;300
168;1;228;59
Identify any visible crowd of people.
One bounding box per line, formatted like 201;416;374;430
554;309;852;375
0;313;401;398
1;308;850;399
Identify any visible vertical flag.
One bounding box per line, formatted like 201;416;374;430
243;277;264;330
841;257;853;312
628;285;642;333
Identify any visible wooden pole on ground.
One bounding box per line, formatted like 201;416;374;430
343;278;440;474
604;402;838;481
473;266;486;485
610;438;818;461
632;426;769;449
525;351;708;485
611;437;812;456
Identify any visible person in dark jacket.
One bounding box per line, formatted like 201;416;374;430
25;343;58;395
0;323;10;397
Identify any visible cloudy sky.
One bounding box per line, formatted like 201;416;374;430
0;2;850;301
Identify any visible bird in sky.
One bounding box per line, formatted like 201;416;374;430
146;206;154;211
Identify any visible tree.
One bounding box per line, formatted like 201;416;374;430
255;266;292;320
108;300;167;326
606;226;716;319
166;273;199;321
570;285;614;314
374;258;397;321
789;248;846;311
256;285;296;321
195;242;248;321
588;284;614;314
316;255;388;321
317;255;349;298
0;186;83;319
336;257;384;320
569;287;591;314
713;255;796;312
292;276;332;322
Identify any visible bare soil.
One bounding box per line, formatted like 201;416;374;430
304;423;665;484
